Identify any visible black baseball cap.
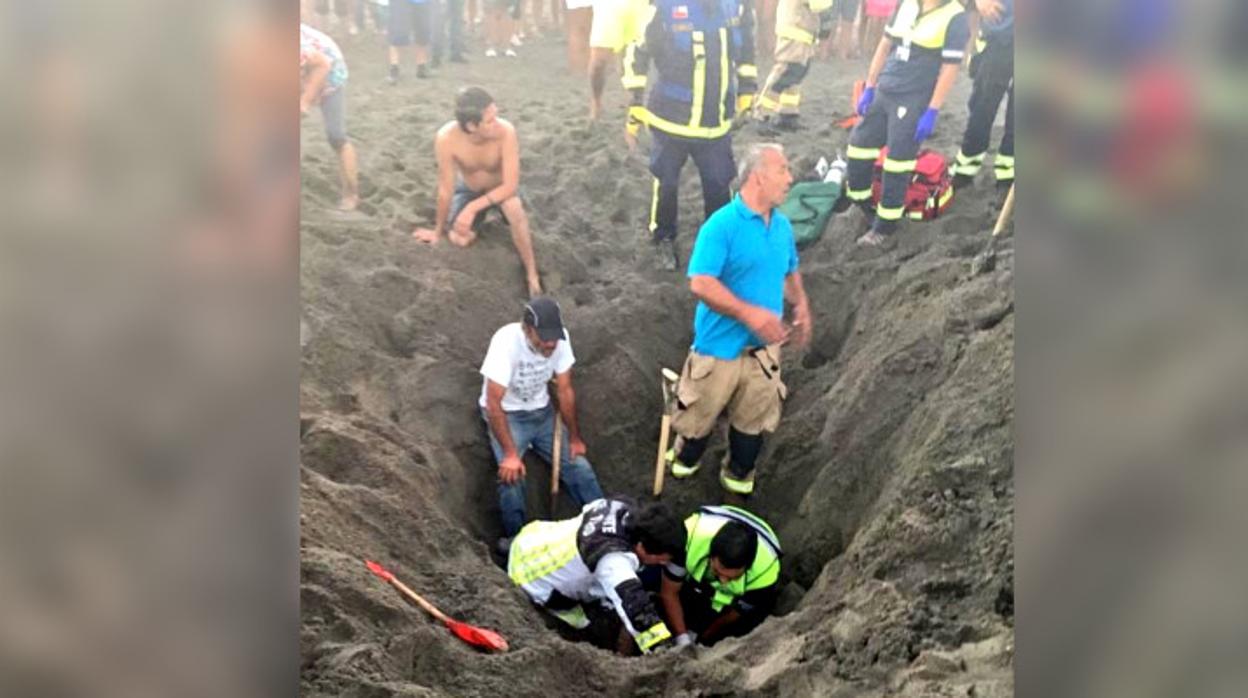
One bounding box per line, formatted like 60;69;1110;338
524;297;564;342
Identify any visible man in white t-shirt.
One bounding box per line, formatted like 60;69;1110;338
479;297;604;543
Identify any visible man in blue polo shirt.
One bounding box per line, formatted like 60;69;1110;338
664;143;812;497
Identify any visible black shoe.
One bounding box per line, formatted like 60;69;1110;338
654;239;679;271
387;64;399;84
832;194;853;214
450;53;468;63
416;64;430;79
952;173;974;190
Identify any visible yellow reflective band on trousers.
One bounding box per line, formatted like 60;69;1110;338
994;153;1015;180
907;185;953;218
952;150;985;176
649;178;660;234
738;64;758;79
777;25;815;45
636;622;673;653
689;31;707;130
845;186;873;201
847;144;881;160
809;0;834;12
718;28;729;125
758;94;781;111
720;470;755;495
876;204;905;221
507;519;580;587
779;91;801;106
643;110;734;139
883;157;917;174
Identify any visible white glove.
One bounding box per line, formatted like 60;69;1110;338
675;632;696;648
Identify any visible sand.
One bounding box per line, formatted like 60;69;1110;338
301;26;1014;697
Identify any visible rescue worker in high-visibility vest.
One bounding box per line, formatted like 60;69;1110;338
753;0;835;131
840;0;968;246
508;497;686;654
951;0;1013;190
621;0;757;271
657;505;781;646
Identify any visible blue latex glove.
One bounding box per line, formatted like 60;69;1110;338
914;107;940;142
856;86;876;117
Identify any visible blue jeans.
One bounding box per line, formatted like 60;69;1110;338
481;404;604;536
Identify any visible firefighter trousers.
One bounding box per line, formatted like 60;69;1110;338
648;129;736;243
844;90;928;236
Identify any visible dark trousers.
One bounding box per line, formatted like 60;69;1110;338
844;90;928;236
955;40;1014;182
648;129;736;243
431;0;466;60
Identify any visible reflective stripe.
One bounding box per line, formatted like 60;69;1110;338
689;31;706;129
758;94;781;111
907;185;954;219
809;0;834;11
876;204;905;221
777;25;816;45
942;50;964;60
956;151;986;165
887;0;965;49
719;470;755;495
975;36;987;53
641;109;734;139
648;177;660;234
883;157;917;174
994;165;1014;180
549;605;590;629
847;144;881;160
995;153;1015;180
622;42;646;91
636;622;672;653
845;186;874;201
668;449;700;478
994;153;1015;166
508;520;581;586
951;150;985;176
718;27;729;126
779;91;801;106
738;64;758;79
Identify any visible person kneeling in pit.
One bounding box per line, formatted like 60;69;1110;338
508;497;686;655
658;505;782;647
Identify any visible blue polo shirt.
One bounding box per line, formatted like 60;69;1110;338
687;195;799;360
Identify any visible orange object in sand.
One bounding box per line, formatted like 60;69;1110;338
837;80;865;129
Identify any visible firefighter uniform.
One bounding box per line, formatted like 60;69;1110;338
951;0;1014;186
622;0;757;254
754;0;834;127
844;0;968;236
664;506;781;637
507;498;676;653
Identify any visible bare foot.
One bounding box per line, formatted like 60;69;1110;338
412;227;440;244
589;100;601;121
856;231;886;247
338;195;359;212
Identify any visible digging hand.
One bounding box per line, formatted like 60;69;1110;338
498;453;526;484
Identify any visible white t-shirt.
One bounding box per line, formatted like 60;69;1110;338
478;323;575;412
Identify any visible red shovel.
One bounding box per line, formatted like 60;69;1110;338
364;559;509;653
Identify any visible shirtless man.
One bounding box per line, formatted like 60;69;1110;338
413;86;542;297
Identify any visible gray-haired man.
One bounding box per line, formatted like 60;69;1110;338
665;144;812;497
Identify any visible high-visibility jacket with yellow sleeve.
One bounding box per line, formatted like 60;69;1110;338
665;505;781;614
622;0;758;140
507;497;674;653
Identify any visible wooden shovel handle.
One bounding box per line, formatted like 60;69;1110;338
992;183;1015;238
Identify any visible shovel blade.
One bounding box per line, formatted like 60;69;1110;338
447;619;510;653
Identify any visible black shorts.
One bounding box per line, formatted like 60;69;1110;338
836;0;860;21
389;1;432;47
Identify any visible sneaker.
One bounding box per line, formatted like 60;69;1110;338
485;48;498;58
720;468;755;496
549;605;590;630
654;239;678;271
505;48;518;58
510;34;524;47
